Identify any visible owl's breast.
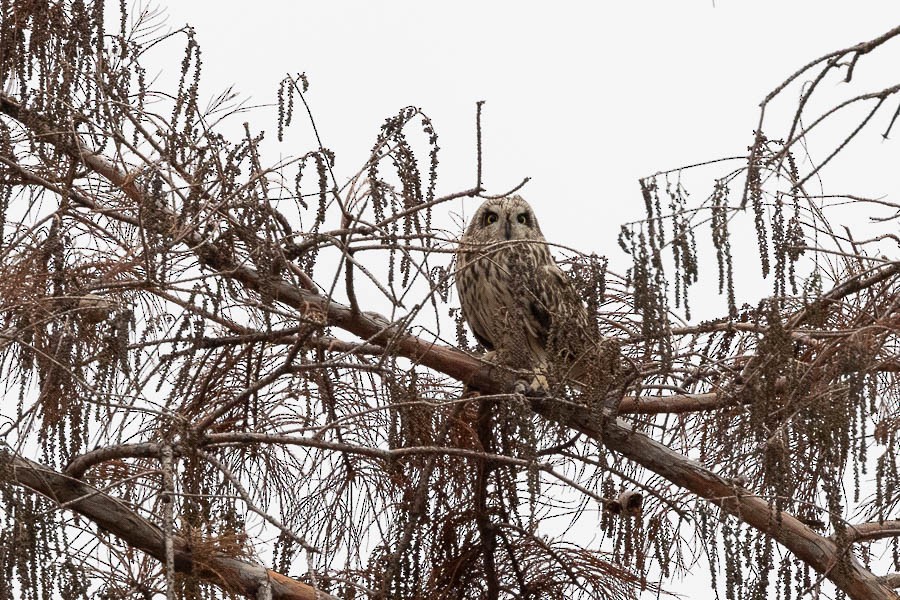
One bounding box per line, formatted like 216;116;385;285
456;246;547;360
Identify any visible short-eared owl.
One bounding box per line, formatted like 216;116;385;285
456;195;615;389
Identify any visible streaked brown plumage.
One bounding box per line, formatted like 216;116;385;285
456;195;612;388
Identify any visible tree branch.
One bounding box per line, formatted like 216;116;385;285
618;392;725;414
841;520;900;544
3;91;898;600
548;407;899;600
1;450;337;600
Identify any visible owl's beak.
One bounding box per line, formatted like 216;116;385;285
504;219;512;240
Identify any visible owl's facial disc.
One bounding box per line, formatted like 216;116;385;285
472;198;538;243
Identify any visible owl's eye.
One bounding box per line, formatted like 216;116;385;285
484;212;499;226
517;213;529;226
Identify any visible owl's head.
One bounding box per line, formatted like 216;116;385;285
463;195;545;243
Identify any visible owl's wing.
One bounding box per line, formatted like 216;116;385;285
527;263;589;346
467;315;495;351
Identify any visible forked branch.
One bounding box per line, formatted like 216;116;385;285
2;90;898;600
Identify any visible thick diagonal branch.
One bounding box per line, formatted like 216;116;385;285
2;93;897;600
1;450;336;600
552;410;899;600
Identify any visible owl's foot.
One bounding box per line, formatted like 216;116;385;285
513;373;549;397
460;385;482;398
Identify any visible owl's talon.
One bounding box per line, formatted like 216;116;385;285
513;377;548;397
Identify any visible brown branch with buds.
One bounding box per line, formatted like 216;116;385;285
2;91;898;600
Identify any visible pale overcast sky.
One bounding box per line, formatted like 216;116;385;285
156;2;900;320
148;3;900;596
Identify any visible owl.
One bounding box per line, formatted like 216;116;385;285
456;195;617;391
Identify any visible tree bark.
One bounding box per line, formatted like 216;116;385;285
1;451;337;600
2;92;898;600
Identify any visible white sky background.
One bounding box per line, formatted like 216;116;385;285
140;2;900;597
154;1;900;318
